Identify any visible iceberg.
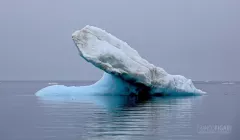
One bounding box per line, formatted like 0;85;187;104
36;25;205;97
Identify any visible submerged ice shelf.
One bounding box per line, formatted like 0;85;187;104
36;25;206;97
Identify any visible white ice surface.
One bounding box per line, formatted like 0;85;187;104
36;25;205;97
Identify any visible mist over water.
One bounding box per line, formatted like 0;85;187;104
0;81;239;140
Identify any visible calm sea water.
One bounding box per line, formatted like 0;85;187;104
0;81;239;140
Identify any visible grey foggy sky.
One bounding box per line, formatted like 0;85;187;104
0;0;239;81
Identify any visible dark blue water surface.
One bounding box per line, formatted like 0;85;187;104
0;81;239;140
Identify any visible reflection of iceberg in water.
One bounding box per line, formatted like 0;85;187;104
36;25;205;97
37;95;203;138
38;94;143;110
